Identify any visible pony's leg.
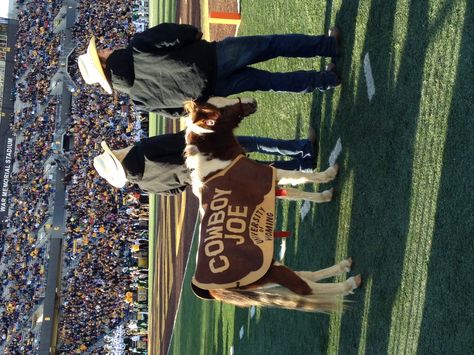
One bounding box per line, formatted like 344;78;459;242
276;164;338;185
307;275;362;296
249;263;312;295
277;186;333;203
296;258;352;281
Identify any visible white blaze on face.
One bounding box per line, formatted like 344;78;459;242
206;96;239;109
239;97;255;105
185;114;213;135
206;96;254;108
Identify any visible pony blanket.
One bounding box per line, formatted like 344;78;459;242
192;155;276;290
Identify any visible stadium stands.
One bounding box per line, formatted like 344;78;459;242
1;0;152;353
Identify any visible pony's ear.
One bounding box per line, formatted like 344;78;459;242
184;100;198;114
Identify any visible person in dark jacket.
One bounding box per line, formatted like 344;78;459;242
78;23;341;118
93;129;318;195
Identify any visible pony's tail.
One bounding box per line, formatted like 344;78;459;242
209;287;345;313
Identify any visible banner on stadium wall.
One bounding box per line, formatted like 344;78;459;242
0;18;17;222
0;131;14;221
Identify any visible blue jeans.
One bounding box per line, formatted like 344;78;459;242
215;34;339;96
237;136;315;171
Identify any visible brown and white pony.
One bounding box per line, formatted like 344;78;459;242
183;97;361;313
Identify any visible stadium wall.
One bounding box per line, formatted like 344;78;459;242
38;238;63;355
2;1;17;19
38;2;79;353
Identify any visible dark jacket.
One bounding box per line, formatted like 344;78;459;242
106;23;217;118
122;131;191;195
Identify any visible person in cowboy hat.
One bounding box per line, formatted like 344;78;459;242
94;129;319;194
77;23;341;118
77;37;113;95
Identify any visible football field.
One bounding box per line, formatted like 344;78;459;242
149;0;474;354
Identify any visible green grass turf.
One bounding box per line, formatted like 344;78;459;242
147;115;167;307
169;0;474;354
147;0;177;319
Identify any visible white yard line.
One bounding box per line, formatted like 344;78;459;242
250;306;256;318
329;138;342;167
300;200;311;221
239;326;245;339
300;138;342;224
364;53;375;101
278;239;287;262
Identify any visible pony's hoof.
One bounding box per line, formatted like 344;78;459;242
322;188;334;201
319;164;338;183
347;274;362;293
341;257;353;273
330;163;339;178
354;274;362;287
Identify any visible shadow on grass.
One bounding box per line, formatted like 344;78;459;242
306;0;443;353
171;1;472;354
418;2;474;352
272;112;304;240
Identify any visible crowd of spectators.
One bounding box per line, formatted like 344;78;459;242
1;0;152;353
1;0;64;351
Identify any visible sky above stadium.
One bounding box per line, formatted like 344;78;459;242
0;3;9;18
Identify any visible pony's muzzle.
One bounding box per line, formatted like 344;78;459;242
240;98;258;116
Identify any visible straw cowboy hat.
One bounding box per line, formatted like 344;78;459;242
77;37;113;94
93;141;127;188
